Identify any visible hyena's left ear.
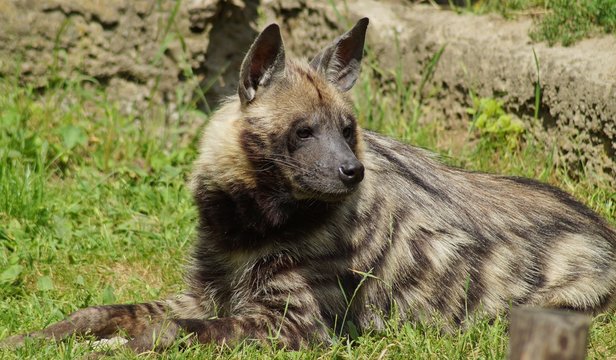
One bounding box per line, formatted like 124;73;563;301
310;17;369;92
238;24;286;105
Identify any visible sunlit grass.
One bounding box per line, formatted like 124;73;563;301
0;42;614;359
467;0;616;46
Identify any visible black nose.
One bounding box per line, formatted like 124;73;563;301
338;162;365;185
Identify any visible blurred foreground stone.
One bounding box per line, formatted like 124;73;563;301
509;307;590;360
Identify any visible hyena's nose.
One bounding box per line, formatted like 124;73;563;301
339;161;365;185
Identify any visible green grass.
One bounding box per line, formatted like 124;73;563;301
465;0;616;46
1;47;615;359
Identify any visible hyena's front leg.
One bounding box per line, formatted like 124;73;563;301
1;302;168;348
185;285;328;350
122;308;327;353
119;289;328;352
178;309;326;350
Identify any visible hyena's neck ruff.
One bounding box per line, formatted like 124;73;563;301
190;98;351;240
4;17;616;354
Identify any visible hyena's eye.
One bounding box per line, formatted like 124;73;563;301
342;125;353;139
296;127;313;139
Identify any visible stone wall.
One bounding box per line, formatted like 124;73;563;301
0;0;259;112
0;0;614;184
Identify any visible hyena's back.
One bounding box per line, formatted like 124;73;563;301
347;131;616;327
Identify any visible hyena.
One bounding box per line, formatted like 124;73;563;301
3;18;616;353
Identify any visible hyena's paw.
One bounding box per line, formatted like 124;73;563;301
90;336;129;352
0;334;26;349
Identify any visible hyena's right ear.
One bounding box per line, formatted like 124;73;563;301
238;24;286;105
310;17;369;92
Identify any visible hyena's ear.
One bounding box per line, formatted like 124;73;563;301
238;23;286;105
310;17;369;92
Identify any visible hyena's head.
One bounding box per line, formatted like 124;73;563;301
236;18;369;203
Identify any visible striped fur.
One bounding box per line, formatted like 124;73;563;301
3;18;616;354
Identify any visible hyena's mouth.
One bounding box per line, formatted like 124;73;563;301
292;176;360;202
295;189;356;202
